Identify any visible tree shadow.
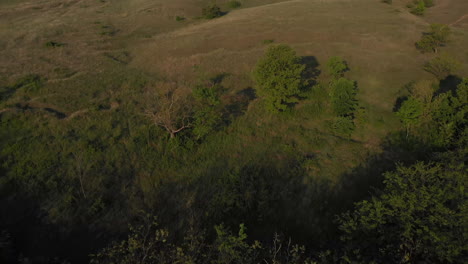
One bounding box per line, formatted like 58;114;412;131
300;56;321;85
223;87;256;120
393;95;408;112
435;75;462;96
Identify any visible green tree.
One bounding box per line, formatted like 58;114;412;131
326;56;348;79
329;78;358;116
416;24;451;53
253;44;306;112
396;97;423;138
338;160;467;264
423;54;460;80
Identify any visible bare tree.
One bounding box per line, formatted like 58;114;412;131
145;82;193;138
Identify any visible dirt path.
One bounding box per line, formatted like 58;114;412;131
450;13;468;26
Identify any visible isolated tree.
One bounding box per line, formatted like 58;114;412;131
338;160;467;264
145;82;193;138
416;24;451;53
253;44;306;112
423;54;460;80
396;97;423;138
329;77;358;116
326;56;348;79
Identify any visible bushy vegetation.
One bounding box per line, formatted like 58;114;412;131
1;1;467;262
416;24;451;53
202;4;223;19
424;54;460;80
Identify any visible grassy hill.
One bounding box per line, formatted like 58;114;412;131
0;0;467;262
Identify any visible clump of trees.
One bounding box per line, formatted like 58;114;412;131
338;156;467;264
396;78;467;148
253;44;306;112
416;24;451;53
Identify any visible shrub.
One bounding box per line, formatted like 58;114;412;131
202;4;222;19
382;0;392;4
45;41;64;48
227;0;241;9
410;0;425;16
326;56;349;79
423;54;460;80
331;116;355;137
175;16;185;21
416;24;451;53
262;39;274;45
329;78;358;116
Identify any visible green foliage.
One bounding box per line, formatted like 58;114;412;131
90;214;176;264
253;44;306;112
416;24;451;53
338;160;467;263
202;4;222;19
326;56;348;79
329;78;358;116
396;97;423;135
410;0;425;16
227;1;241;9
423;54;460;80
331;116;355;137
192;83;223;140
45;41;65;48
175;16;185;22
214;224;251;264
381;0;392;4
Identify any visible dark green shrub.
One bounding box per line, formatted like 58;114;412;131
45;41;64;48
202;4;222;19
329;78;358;116
326;56;349;79
410;0;425;16
331;116;355;137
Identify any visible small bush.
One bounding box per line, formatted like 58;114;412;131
202;4;222;19
382;0;392;4
410;0;425;16
227;1;241;9
331;116;355;137
175;16;185;22
45;41;64;48
262;39;274;45
326;56;349;79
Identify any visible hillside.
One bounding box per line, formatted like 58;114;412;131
0;0;467;263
